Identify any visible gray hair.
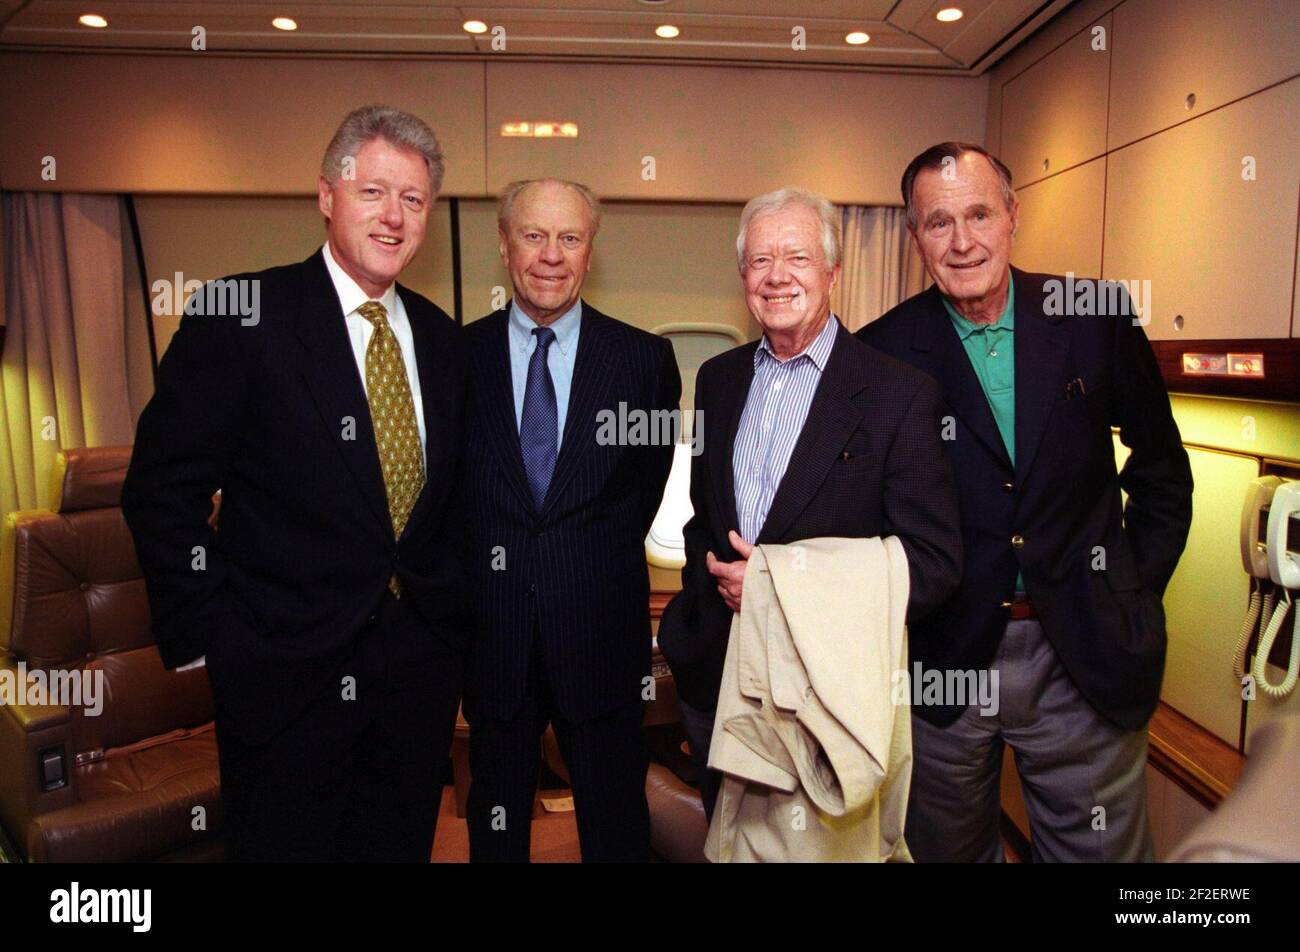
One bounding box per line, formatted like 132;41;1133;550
901;142;1015;231
497;178;602;235
321;105;445;193
736;187;841;272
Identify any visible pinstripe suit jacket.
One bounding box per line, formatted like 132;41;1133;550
461;302;681;722
658;320;963;712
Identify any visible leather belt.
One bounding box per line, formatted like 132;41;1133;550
1005;593;1036;620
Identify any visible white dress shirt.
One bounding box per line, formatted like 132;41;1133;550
322;240;427;451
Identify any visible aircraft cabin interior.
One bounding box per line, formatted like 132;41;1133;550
0;0;1297;902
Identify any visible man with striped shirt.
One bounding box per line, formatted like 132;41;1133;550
658;187;963;819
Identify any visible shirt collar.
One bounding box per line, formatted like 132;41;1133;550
941;271;1015;340
756;312;839;371
509;298;582;356
322;241;398;318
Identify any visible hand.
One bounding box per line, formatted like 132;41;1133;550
706;530;755;613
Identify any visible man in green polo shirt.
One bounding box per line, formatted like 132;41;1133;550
859;143;1192;862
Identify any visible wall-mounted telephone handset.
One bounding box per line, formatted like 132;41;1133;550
1254;480;1300;698
1233;476;1282;682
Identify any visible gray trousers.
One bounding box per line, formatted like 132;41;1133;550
906;618;1154;863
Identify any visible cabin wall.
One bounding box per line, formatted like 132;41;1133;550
0;51;987;205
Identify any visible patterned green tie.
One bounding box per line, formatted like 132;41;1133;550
357;300;424;596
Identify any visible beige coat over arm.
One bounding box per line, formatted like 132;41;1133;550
705;536;913;863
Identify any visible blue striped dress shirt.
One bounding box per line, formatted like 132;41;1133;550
732;313;839;543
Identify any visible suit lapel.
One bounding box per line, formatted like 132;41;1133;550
471;309;535;514
707;345;754;536
291;250;391;533
539;303;619;518
910;285;1013;471
757;323;868;543
397;286;448;539
1012;269;1070;483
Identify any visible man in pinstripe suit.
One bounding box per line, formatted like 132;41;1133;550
461;179;681;862
658;187;963;820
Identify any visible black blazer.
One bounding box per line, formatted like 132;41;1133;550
857;268;1193;730
657;320;964;712
123;250;468;743
461;302;680;723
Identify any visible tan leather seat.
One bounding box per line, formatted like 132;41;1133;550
647;763;707;863
0;447;222;861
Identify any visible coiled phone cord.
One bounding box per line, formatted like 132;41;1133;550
1253;589;1299;699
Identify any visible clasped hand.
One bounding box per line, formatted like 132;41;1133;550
706;529;754;613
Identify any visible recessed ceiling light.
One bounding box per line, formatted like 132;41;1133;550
845;31;870;45
78;13;108;28
271;17;297;31
655;24;680;39
463;20;488;35
936;7;964;22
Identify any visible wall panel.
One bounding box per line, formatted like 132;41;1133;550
1109;0;1300;151
484;63;987;205
1012;156;1105;278
458;198;755;340
0;53;486;196
133;195;455;355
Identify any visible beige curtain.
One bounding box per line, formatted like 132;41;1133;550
1;193;153;514
831;205;931;333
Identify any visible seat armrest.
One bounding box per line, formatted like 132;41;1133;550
0;660;76;855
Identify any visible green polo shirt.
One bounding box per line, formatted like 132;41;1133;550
942;278;1025;592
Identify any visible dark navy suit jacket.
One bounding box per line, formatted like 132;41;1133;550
461;302;680;723
658;320;964;712
857;268;1193;730
123;249;469;744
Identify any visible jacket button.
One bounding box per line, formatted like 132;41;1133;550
1001;481;1014;492
527;584;537;596
1011;534;1025;549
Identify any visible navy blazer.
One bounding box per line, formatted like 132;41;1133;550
657;320;964;712
857;267;1193;730
123;249;469;744
461;302;680;723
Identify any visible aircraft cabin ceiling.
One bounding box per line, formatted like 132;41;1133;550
0;0;1076;74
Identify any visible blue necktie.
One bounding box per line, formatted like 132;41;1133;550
520;325;558;508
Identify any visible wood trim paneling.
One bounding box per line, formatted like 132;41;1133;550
1148;702;1245;809
649;591;673;621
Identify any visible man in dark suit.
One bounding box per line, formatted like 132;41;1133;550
657;187;964;820
462;178;680;862
122;106;467;862
857;142;1193;861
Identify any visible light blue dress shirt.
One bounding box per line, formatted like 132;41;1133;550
508;299;582;449
732;313;839;544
